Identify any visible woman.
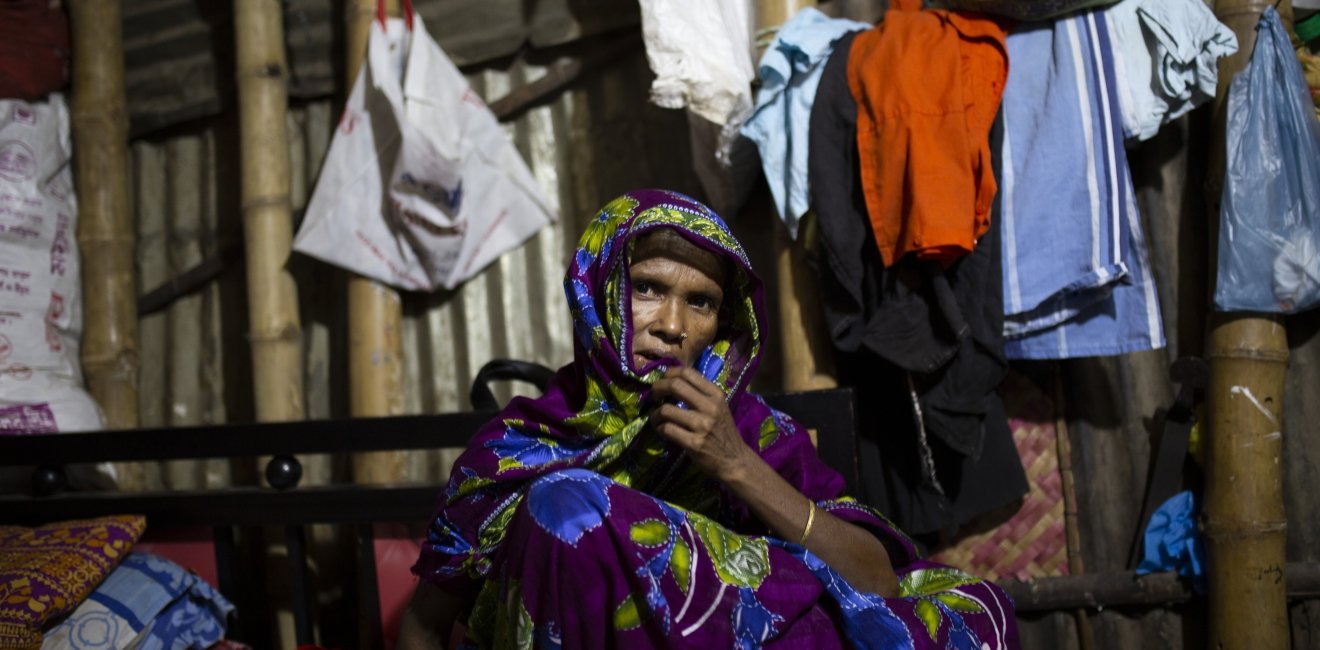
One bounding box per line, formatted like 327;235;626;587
399;190;1018;649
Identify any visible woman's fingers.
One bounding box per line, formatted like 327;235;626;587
654;403;711;434
652;405;747;479
652;367;722;410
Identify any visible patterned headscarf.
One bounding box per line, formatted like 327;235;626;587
562;189;766;438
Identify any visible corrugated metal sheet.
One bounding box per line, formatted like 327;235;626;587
121;0;641;136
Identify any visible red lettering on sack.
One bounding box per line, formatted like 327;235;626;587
45;292;64;352
49;212;69;275
1;363;31;381
0;141;37;182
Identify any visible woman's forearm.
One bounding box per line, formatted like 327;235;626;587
396;581;463;650
720;451;900;597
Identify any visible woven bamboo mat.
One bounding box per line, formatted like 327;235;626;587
929;371;1068;582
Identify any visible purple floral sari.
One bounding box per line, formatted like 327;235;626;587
414;190;1019;649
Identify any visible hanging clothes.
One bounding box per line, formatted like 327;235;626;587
1105;0;1238;141
637;0;754;128
810;31;1027;536
846;0;1009;267
740;7;868;238
998;9;1165;359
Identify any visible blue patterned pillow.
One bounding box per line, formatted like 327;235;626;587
40;552;234;650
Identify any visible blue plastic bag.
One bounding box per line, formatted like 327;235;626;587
1215;7;1320;313
1135;490;1207;593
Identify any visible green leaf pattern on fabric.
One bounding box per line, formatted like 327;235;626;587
899;567;991;643
630;519;670;547
566;376;633;438
476;497;519;561
758;415;779;451
913;598;942;641
485;579;534;650
899;567;982;598
935;591;983;613
453;473;495;500
689;511;770;589
670;537;692;594
579;195;639;261
614;593;643;631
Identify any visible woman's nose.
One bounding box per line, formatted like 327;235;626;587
651;299;685;342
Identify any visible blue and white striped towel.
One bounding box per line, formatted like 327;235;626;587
998;10;1165;359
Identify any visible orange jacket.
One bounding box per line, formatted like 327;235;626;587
846;0;1008;267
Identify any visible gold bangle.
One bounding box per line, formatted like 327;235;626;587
798;500;817;546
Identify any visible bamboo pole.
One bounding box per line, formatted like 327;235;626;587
70;0;146;491
234;0;305;426
1053;369;1094;650
1205;2;1292;648
755;0;838;392
69;2;138;427
347;0;408;484
235;3;306;646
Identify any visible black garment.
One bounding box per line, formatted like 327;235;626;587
807;30;1027;535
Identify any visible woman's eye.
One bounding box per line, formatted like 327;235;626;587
634;281;654;295
689;295;715;310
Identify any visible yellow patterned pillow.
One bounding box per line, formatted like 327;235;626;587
0;515;145;649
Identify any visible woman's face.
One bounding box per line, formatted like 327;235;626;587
628;230;727;370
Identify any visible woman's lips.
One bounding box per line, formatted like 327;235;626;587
633;349;672;370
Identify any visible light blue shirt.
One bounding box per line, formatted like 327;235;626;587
740;7;868;238
999;10;1166;359
1105;0;1237;141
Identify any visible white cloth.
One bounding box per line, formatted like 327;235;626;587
1105;0;1237;141
638;0;755;127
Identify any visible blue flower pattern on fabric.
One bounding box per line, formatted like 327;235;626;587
426;513;474;558
732;586;785;650
575;248;595;273
527;469;613;545
627;501;690;635
769;539;913;649
569;278;603;350
485;427;585;469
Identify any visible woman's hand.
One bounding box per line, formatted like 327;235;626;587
649;366;756;482
652;366;901;598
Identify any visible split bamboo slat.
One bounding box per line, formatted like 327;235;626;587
347;0;408;485
69;0;141;486
234;0;305;426
165;136;207;489
755;0;838;392
1205;1;1291;648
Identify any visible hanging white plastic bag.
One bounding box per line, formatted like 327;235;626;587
1215;6;1320;313
294;3;556;291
